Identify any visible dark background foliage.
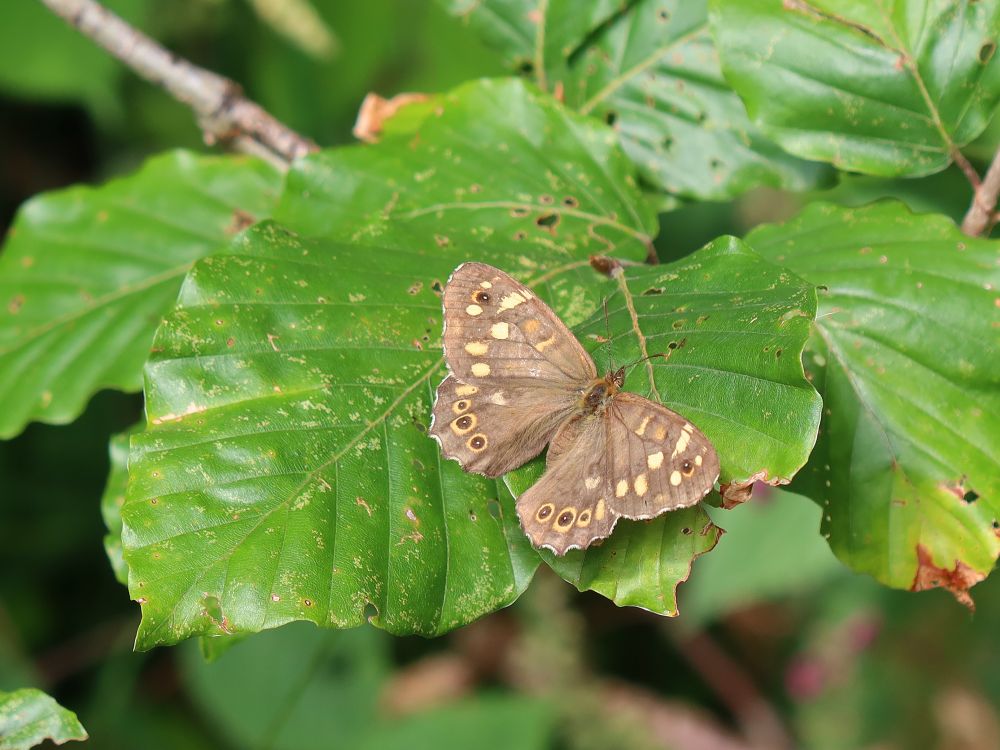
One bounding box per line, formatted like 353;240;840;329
1;1;998;749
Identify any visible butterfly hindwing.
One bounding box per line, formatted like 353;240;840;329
430;375;575;478
515;415;620;554
441;262;596;389
604;393;719;519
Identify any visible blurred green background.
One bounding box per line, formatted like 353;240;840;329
1;1;998;748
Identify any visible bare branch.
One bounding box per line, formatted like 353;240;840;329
40;0;317;168
962;147;1000;236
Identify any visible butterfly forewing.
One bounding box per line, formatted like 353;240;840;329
604;393;719;519
441;262;596;388
430;375;575;477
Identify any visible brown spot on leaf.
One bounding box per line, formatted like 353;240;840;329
227;208;256;235
720;470;788;508
356;496;373;516
353;92;429;143
589;255;623;277
910;544;983;611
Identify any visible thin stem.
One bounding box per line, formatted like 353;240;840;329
39;0;317;168
961;146;1000;236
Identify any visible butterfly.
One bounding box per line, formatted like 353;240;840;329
429;262;720;555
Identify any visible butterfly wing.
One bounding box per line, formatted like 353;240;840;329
441;262;597;388
515;393;719;555
603;392;719;519
430;375;574;477
431;262;598;477
514;414;621;554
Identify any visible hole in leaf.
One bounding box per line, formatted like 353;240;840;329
709;158;722;170
605;110;618;126
963;490;979;504
642;287;664;295
536;213;560;229
510;206;530;217
364;602;379;621
469;509;478;521
487;499;501;519
563;196;579;208
657;9;669;21
667;337;686;350
775;348;783;358
980;40;997;63
682;527;692;535
992;520;999;529
672;319;686;330
431;280;443;295
517;60;534;75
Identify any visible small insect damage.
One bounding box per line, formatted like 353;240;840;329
719;470;789;508
910;545;985;612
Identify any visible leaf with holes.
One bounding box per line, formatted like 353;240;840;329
747;201;1000;603
276;78;657;256
0;151;281;439
101;428;138;586
436;0;827;200
123;79;660;646
506;236;822;615
0;688;87;749
711;0;1000;176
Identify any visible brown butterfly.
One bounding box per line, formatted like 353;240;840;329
429;262;720;555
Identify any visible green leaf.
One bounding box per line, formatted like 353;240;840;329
0;688;87;750
123;79;658;647
0;151;282;439
276;78;657;253
711;0;1000;177
747;201;1000;599
181;623;388;750
101;430;134;586
680;489;844;626
508;237;822;615
358;696;554;750
437;0;827;200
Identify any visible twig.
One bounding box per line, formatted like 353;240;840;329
40;0;317;168
962;146;1000;236
666;627;795;750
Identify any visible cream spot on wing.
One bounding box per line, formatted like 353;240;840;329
695;454;703;466
615;479;628;497
471;362;491;377
670;470;682;486
479;281;492;289
466;304;483;316
595;498;606;520
671;430;691;458
654;426;666;440
682;423;693;433
634;473;648;496
647;451;664;469
499;292;526;310
635;416;651;436
465;341;488;356
534;335;556;352
455;384;478;396
490;322;509;339
523;319;540;334
489;391;508;405
585;476;600;490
